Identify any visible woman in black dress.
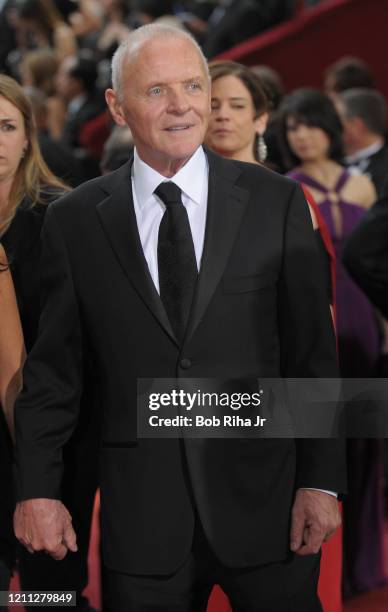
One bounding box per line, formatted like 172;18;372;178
0;245;24;611
0;73;68;602
1;73;99;612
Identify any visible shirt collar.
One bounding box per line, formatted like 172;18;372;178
345;140;384;165
132;146;207;209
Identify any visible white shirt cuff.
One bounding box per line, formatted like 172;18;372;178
299;487;338;498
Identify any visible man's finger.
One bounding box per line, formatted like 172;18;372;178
296;525;324;556
63;523;78;553
290;497;308;552
323;528;336;542
48;542;68;561
290;514;305;551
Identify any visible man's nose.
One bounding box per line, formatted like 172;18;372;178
167;89;190;114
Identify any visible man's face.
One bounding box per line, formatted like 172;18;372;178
56;57;80;102
334;98;357;155
106;37;211;176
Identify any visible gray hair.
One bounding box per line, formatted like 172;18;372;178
340;88;387;136
111;23;209;100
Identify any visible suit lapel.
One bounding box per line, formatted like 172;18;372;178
185;151;250;343
96;161;178;345
96;152;250;347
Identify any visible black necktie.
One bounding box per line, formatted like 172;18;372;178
155;182;198;343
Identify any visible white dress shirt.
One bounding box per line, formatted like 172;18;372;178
345;140;384;175
132;146;208;294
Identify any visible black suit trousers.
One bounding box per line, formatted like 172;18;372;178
105;516;322;612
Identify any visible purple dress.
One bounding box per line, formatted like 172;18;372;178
289;169;386;597
289;169;380;374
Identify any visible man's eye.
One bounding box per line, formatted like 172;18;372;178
149;87;162;96
187;82;201;91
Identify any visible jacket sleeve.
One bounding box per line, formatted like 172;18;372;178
343;191;388;319
14;205;83;501
278;183;347;495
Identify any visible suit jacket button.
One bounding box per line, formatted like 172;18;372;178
180;358;192;369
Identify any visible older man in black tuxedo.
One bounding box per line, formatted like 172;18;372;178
14;24;345;611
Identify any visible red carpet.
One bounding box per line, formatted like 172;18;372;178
10;495;388;611
343;520;388;612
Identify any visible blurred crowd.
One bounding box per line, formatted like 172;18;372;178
0;0;339;187
0;0;307;184
1;1;388;610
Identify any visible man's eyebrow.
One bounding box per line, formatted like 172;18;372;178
182;76;205;82
145;76;206;89
145;81;164;89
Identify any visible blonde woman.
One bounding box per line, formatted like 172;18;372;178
0;245;24;604
0;75;99;609
0;74;68;349
0;71;67;598
0;246;24;436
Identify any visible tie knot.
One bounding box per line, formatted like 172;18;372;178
154;182;182;208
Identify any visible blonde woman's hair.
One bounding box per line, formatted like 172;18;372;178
0;74;70;237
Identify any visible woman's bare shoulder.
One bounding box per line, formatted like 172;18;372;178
346;173;377;209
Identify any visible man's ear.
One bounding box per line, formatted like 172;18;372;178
105;89;127;127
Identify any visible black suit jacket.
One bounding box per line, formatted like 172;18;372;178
15;150;346;575
62;93;105;149
343;180;388;317
2;200;46;351
1;201;45;570
358;144;388;197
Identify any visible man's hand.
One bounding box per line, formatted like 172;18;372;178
14;498;78;560
290;489;341;556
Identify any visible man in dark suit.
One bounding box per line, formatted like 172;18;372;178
55;53;105;178
14;24;345;611
336;88;388;197
55;54;105;150
343;178;388;317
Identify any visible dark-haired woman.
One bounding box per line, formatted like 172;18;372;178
206;64;336;319
205;60;269;164
205;64;343;612
279;88;377;376
279;88;386;597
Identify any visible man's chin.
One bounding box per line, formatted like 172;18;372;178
160;142;201;165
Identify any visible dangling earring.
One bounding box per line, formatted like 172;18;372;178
21;148;27;159
257;134;267;164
